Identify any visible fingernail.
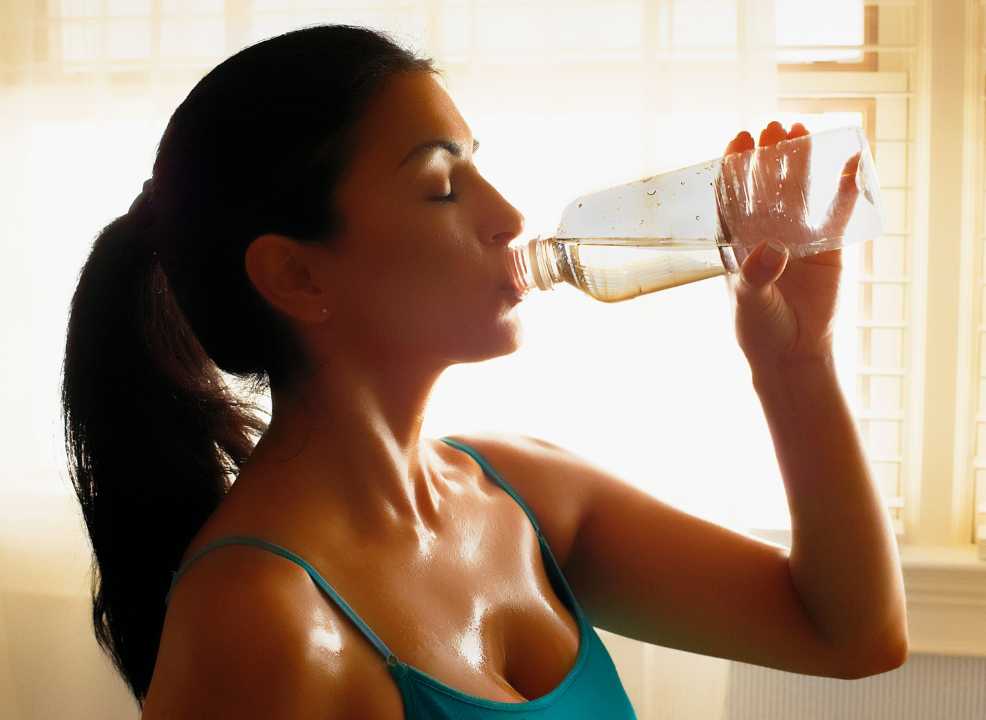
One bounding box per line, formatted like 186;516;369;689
761;240;787;268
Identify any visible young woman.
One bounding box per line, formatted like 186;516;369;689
61;24;907;720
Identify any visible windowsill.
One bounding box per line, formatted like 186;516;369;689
749;530;986;657
899;544;986;658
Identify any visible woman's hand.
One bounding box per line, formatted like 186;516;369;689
716;121;860;371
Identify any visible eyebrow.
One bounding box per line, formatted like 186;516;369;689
398;138;480;168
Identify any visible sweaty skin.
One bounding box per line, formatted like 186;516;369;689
150;71;582;714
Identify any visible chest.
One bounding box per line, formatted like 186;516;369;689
187;443;589;718
335;498;584;708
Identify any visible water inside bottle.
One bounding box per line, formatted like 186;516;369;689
553;237;728;303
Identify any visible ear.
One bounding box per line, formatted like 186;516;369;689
244;234;331;325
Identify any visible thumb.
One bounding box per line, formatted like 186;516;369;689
744;239;788;284
737;239;788;297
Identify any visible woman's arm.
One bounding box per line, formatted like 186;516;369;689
455;431;906;679
751;355;908;661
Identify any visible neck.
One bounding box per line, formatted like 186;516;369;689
234;350;458;542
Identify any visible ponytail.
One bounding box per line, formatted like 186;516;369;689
61;208;266;704
60;25;433;706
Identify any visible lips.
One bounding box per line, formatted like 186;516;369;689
500;274;526;295
500;285;524;304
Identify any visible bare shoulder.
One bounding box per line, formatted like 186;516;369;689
142;542;402;720
438;432;605;569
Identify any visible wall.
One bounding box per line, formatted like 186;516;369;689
602;631;986;719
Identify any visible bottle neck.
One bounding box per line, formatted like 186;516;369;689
506;237;562;294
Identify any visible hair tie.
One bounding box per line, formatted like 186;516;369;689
127;178;160;257
128;178;155;217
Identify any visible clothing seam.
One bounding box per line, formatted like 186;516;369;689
402;645;591;713
399;608;593;713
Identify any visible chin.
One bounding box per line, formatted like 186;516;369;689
446;317;523;365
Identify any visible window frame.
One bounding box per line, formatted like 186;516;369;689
755;0;986;657
777;4;879;72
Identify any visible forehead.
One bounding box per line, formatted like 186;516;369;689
350;71;471;167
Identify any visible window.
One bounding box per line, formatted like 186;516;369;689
777;0;877;69
8;0;977;558
772;1;916;543
6;0;986;668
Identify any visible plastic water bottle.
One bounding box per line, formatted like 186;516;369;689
506;126;883;303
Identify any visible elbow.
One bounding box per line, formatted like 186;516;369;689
838;634;910;680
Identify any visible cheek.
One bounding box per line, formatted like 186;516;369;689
383;216;482;291
335;202;491;321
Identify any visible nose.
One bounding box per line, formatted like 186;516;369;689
480;179;525;247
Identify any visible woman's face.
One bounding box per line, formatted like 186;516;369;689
320;70;526;367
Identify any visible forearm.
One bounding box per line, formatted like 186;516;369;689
751;356;908;659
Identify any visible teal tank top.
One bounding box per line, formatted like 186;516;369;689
166;437;638;719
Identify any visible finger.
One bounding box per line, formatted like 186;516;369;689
713;131;749;244
787;122;809;140
724;134;740;157
716;135;737;244
800;246;843;268
734;130;755;153
731;243;753;269
729;131;755;223
842;152;861;177
737;239;789;301
724;130;755;157
718;132;745;243
819;152;861;242
717;131;753;245
759;121;787;148
714;166;732;245
781;123;811;220
753;122;786;235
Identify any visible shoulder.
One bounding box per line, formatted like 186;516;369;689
143;542;399;719
437;432;604;569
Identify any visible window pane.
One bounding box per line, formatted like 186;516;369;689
871;376;902;413
776;0;865;64
871;328;903;368
106;0;151;17
473;1;643;57
56;21;99;63
161;18;225;59
873;233;905;276
55;0;101;18
873;461;900;501
870;420;901;457
672;0;737;51
162;0;223;11
106;18;152;60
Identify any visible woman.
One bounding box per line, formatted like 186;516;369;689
61;25;908;719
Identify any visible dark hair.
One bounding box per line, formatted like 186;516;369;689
60;25;434;706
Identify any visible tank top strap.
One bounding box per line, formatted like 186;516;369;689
439;437;586;620
440;437;544;537
165;535;400;666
